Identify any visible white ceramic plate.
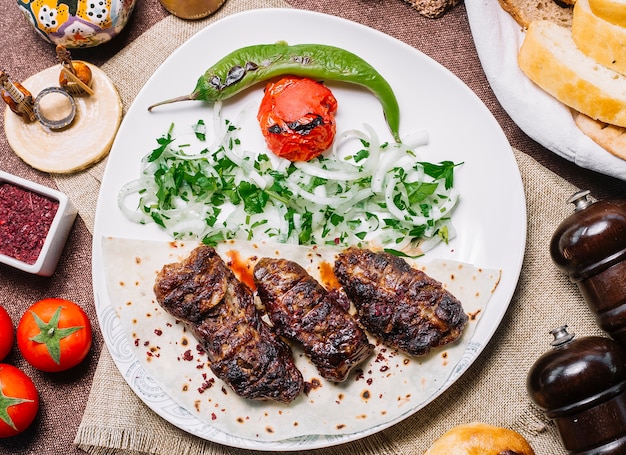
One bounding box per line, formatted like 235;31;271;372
465;0;626;181
92;8;526;450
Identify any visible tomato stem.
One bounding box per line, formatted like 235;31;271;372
0;379;34;431
28;307;83;365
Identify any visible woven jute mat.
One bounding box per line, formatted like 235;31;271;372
63;0;603;453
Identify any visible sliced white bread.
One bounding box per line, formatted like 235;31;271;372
518;20;626;128
573;112;626;160
572;0;626;76
497;0;573;28
588;0;626;26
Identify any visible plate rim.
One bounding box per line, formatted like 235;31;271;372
91;7;527;451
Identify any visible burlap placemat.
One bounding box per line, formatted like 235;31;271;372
74;146;600;455
53;0;289;234
60;1;604;453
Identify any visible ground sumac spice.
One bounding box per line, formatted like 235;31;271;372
0;183;59;264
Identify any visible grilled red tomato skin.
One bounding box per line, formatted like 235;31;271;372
257;76;338;162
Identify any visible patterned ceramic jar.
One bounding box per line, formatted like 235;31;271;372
17;0;137;48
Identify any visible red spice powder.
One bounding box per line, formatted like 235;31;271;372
0;182;59;264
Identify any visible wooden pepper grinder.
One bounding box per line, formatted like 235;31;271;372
527;326;626;454
550;190;626;346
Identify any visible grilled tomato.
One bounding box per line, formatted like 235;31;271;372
257;76;337;161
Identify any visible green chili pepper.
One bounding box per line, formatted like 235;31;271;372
148;41;401;142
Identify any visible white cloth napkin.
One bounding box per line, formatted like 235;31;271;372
465;0;626;181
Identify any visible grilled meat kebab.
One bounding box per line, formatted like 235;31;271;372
334;247;468;357
254;257;374;382
153;245;303;403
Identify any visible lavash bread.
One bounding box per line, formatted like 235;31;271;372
588;0;626;26
518;20;626;128
572;0;626;76
497;0;573;28
423;422;536;455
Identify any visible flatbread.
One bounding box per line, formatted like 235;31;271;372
4;63;122;173
101;236;501;442
573;111;626;161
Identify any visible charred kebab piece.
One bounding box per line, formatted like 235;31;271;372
154;245;303;403
334;247;468;357
254;257;374;382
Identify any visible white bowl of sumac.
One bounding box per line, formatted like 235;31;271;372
0;171;77;276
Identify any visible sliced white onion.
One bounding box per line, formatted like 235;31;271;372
401;129;429;149
117;180;152;224
334;188;373;215
293;160;361;181
120;111;459;253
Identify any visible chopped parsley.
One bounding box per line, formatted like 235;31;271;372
118;111;461;254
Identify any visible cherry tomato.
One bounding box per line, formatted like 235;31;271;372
257;76;337;162
17;298;92;373
0;306;14;362
0;364;39;438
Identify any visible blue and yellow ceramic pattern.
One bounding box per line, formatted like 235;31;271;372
17;0;137;48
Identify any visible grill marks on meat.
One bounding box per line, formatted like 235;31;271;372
334;247;468;357
254;257;374;382
152;244;466;402
153;245;303;403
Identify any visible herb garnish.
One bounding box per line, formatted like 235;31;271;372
119;111;461;254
